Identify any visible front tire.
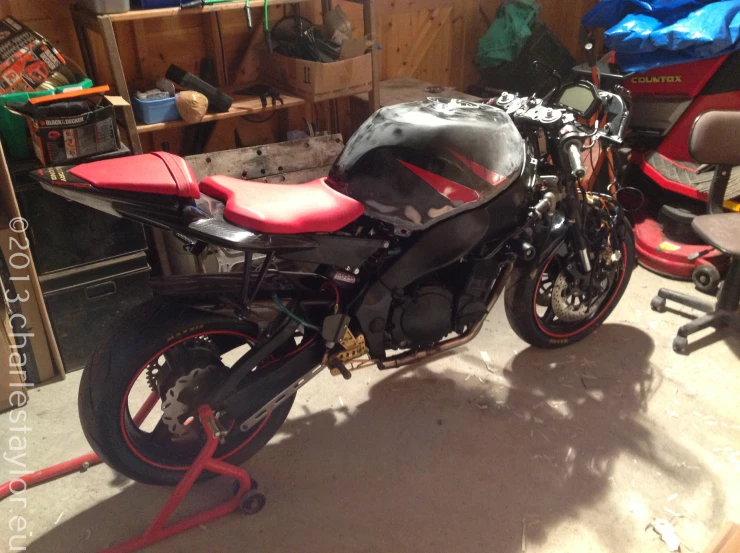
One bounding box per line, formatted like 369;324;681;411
78;297;295;486
504;216;635;348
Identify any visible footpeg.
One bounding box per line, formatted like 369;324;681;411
328;358;352;380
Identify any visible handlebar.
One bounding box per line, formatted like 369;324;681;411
565;141;586;179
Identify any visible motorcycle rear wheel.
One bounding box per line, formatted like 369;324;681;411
78;297;296;486
504;215;635;349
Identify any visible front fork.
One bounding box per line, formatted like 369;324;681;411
563;181;593;274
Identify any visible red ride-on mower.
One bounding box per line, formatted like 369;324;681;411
576;50;740;294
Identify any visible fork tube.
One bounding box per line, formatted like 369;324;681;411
565;182;592;273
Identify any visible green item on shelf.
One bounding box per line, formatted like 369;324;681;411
476;0;541;69
0;78;94;160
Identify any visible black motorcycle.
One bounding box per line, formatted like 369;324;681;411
32;78;635;485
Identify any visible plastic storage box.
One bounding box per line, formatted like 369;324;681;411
77;0;131;14
132;95;180;124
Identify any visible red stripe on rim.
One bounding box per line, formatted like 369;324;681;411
533;245;628;339
120;330;270;471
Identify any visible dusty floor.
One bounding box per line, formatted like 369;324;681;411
1;266;739;553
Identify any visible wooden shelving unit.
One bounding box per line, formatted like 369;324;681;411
136;90;305;133
107;0;306;22
69;1;380;155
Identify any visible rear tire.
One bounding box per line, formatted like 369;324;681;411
504;216;635;349
78;297;295;486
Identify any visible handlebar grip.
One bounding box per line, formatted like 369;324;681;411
567;143;587;179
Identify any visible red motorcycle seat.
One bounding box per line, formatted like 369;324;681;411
199;176;364;234
69;152;200;199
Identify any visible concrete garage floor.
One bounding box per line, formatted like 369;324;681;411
1;266;739;553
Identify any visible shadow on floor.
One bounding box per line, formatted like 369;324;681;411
29;324;723;553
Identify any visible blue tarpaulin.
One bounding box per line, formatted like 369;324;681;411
583;0;740;73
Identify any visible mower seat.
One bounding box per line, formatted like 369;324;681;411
689;110;740;167
69;152;200;199
199;175;365;234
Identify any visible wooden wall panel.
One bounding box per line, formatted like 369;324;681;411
538;0;599;62
1;0;599;152
337;0;597;91
1;0;599;93
336;0;461;87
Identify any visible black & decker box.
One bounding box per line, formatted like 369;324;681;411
7;87;120;166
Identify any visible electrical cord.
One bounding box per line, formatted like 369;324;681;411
215;13;228;86
272;294;320;330
242;111;277;123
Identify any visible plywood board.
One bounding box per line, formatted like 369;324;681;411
185;133;344;180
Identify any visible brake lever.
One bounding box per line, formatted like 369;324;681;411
597;132;623;147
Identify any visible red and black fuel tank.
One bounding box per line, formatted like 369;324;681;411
328;98;526;231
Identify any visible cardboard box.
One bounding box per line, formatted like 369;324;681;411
0;17;66;94
0;311;27;414
0;218;56;383
23;97;120;167
261;51;372;102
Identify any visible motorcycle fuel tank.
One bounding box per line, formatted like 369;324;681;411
328;98;526;231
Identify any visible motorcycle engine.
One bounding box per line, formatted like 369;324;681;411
389;286;454;348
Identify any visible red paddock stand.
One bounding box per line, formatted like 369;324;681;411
0;399;265;553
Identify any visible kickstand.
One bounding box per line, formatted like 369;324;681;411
101;404;264;553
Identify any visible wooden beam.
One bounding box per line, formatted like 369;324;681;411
105;0;310;22
0;142;66;378
97;15;131;102
131;20;149;81
364;0;380;112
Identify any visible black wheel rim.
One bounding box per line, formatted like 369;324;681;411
120;330;276;471
533;244;627;339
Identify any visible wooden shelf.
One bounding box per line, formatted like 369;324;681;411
136;90;304;133
107;0;311;22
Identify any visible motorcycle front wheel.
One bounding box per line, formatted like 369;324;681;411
78;297;297;486
504;215;635;349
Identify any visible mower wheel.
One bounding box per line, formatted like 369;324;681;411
692;265;721;295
